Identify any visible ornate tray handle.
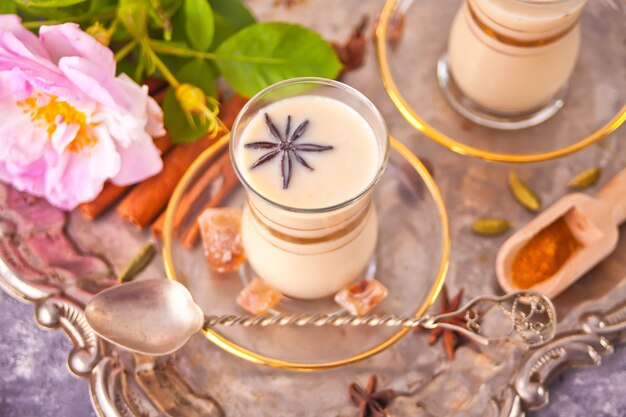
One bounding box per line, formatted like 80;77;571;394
0;231;60;301
498;299;626;415
581;301;626;337
35;296;104;377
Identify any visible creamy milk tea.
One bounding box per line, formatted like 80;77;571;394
447;0;587;114
231;79;388;299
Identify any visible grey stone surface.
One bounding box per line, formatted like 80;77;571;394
526;344;626;417
0;291;96;417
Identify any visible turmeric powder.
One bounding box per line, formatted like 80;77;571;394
512;217;580;289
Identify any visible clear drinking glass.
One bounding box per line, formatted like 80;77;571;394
230;78;389;300
438;0;588;129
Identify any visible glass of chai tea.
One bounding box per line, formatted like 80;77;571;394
230;78;389;300
439;0;588;129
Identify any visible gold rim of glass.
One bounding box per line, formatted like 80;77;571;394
230;77;391;214
375;0;626;164
162;133;450;371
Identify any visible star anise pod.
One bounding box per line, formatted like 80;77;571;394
245;113;333;189
421;285;469;360
349;375;396;417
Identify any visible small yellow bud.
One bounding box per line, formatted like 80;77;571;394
175;83;224;137
175;84;206;113
86;22;111;46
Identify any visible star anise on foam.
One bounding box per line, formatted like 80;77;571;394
421;285;470;360
245;113;333;189
349;375;396;417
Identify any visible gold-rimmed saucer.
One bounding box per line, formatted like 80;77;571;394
162;134;450;370
375;0;626;163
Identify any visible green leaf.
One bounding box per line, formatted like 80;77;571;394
111;24;132;42
17;4;78;18
12;0;86;7
208;0;255;29
163;59;217;143
210;11;238;50
169;5;187;43
215;22;342;97
0;0;16;13
116;58;140;81
183;0;214;51
118;0;148;39
89;0;117;13
207;0;255;49
144;0;182;40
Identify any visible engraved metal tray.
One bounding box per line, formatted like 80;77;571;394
1;1;626;416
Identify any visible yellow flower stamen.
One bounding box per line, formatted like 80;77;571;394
18;95;98;152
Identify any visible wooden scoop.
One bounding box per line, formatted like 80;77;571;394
497;167;626;298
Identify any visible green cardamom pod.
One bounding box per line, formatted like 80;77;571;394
471;218;512;236
508;172;541;212
118;242;155;283
568;167;601;189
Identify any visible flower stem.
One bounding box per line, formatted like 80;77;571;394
108;17;120;35
115;41;137;62
143;42;180;88
148;40;286;65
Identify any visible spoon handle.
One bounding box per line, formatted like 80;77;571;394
595;167;626;225
204;291;556;348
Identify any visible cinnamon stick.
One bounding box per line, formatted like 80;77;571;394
150;94;248;238
153;135;174;154
220;94;249;129
180;158;239;248
145;77;169;96
151;150;232;239
78;182;130;220
117;136;215;228
78;135;174;219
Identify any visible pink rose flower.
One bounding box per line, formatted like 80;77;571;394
0;15;166;210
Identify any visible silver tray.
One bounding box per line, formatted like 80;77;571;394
1;0;626;416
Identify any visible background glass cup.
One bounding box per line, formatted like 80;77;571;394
438;0;588;129
230;78;389;300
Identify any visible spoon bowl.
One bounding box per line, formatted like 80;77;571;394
85;279;204;356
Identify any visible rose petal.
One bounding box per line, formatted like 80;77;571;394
0;157;48;197
111;133;163;185
93;74;165;146
7;67;33;100
39;23;115;75
58;56;119;108
50;122;80;153
145;94;166;138
0;15;51;61
0;86;49;164
0;29;79;101
44;126;120;209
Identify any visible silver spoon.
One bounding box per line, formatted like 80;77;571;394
85;279;556;356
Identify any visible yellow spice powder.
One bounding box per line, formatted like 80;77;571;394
511;217;580;289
